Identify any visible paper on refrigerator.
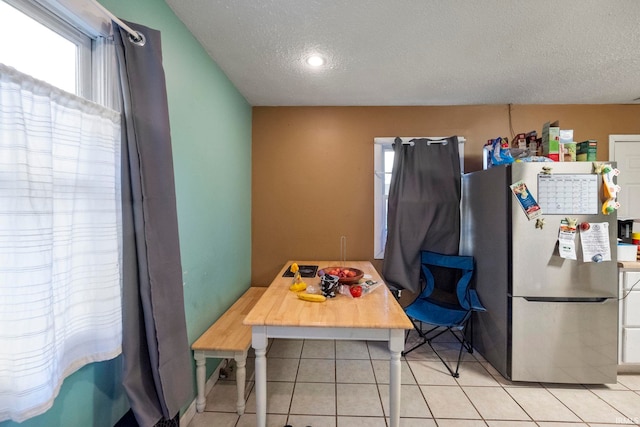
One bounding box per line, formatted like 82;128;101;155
558;218;577;260
580;222;611;262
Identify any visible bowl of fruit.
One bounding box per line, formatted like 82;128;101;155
318;266;364;284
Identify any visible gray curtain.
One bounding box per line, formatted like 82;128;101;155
382;136;461;294
114;22;192;427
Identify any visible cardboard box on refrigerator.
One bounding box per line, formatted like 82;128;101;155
577;140;597;161
559;129;574;144
542;121;560;161
512;133;527;149
560;142;576;162
558;129;575;161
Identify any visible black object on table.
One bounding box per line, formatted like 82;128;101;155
282;264;318;278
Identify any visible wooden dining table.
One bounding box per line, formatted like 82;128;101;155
244;260;413;427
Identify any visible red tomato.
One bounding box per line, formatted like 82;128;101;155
350;285;362;298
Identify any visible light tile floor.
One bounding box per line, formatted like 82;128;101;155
188;331;640;427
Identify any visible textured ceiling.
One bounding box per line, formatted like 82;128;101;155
165;0;640;106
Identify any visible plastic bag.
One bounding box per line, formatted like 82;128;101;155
489;137;515;166
339;280;381;298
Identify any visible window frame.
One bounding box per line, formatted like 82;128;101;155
3;0;93;98
2;0;119;109
373;136;466;259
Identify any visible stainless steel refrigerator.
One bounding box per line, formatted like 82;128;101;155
460;162;618;384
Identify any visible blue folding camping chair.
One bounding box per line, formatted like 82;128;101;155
403;251;486;378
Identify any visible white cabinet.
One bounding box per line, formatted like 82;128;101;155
623;329;640;363
619;268;640;365
624;291;640;325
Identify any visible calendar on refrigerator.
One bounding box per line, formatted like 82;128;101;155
537;173;599;215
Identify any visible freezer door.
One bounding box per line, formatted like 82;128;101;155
511;297;618;384
510;162;618;298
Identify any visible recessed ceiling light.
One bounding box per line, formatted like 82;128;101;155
306;55;325;67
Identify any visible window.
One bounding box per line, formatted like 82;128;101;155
373;142;394;259
373;137;465;259
0;0;92;97
0;0;122;421
0;0;119;108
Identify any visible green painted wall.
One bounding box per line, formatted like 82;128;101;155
0;1;252;426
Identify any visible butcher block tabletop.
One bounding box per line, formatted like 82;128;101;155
244;260;413;330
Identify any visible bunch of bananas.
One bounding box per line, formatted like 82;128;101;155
289;263;326;302
289;282;307;292
289;263;307;292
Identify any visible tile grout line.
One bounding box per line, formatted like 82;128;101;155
505;383;583;425
582;382;640;425
285;339;301;425
367;341;388;425
195;338;640;427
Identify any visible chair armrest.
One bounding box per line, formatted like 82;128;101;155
468;289;486;312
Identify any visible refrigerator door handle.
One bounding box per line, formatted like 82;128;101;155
523;297;609;303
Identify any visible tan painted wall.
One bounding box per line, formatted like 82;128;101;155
252;105;640;285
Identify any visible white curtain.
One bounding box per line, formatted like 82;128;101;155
0;64;122;422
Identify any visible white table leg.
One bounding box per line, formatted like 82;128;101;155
194;352;206;413
252;326;268;427
234;350;247;415
388;330;404;427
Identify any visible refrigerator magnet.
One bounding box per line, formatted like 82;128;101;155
510;180;542;221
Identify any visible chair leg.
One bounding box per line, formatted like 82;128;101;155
404;317;475;378
446;317;475;354
464;313;473;353
429;339;462;378
403;320;442;356
452;335;467;378
404;320;426;345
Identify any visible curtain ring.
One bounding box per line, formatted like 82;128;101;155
128;31;146;47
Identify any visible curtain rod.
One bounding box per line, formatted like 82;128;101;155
374;137;466;146
90;0;143;43
399;137;446;146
